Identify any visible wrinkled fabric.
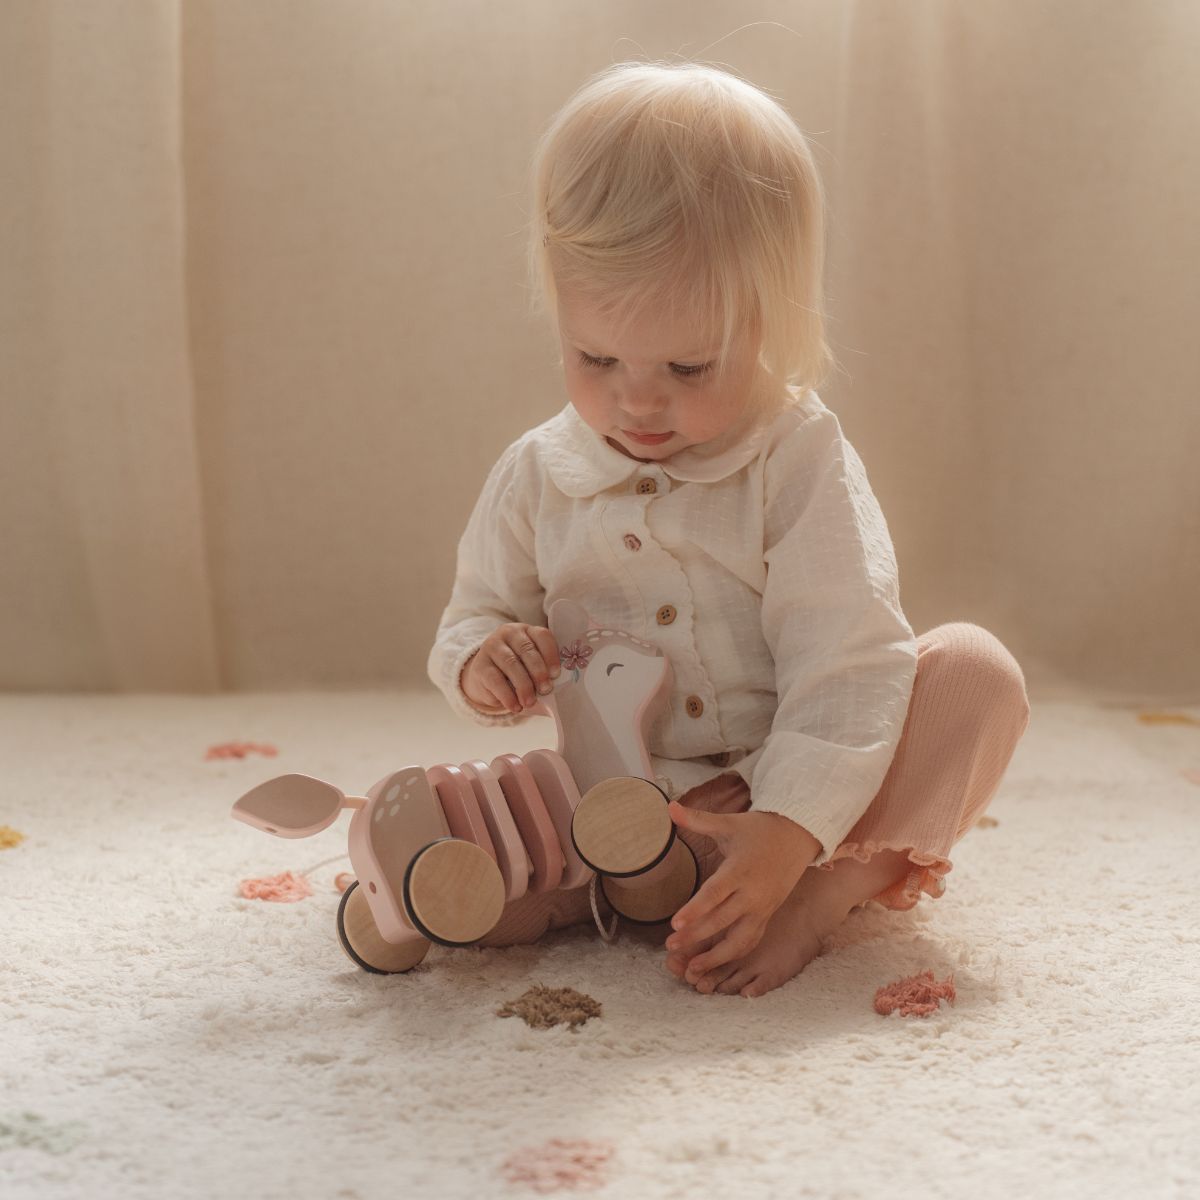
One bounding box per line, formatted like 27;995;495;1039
426;387;917;865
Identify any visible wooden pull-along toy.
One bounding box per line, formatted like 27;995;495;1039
231;599;701;974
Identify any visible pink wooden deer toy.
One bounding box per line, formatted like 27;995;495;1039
231;599;701;973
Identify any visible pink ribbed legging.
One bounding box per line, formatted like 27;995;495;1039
477;622;1031;946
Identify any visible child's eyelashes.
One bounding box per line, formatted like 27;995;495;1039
576;350;714;378
577;351;616;370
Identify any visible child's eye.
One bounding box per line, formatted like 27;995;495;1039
577;351;616;369
576;350;714;378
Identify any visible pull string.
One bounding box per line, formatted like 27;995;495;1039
589;875;619;943
298;852;351;877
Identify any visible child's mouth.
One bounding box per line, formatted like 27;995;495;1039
623;429;674;445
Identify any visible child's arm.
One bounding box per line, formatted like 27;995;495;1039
657;409;916;972
426;441;547;726
746;405;918;867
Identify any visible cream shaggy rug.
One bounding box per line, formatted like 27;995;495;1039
1;690;1197;1199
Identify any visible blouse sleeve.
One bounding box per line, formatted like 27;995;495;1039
747;410;918;866
425;442;547;727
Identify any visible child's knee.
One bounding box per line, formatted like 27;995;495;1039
921;622;1030;733
678;772;751;816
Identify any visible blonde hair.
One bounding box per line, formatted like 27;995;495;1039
527;60;836;401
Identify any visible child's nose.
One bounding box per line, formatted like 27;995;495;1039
617;376;668;414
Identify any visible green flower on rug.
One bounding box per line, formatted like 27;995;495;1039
0;1112;88;1156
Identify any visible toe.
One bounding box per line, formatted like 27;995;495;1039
697;964;739;995
665;952;687;979
740;965;787;997
716;966;754;995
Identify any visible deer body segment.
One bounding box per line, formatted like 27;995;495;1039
231;599;703;972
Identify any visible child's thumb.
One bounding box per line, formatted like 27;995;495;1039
668;800;724;832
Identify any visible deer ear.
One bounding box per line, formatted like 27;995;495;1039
548;598;591;648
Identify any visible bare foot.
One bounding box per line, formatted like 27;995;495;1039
665;885;836;998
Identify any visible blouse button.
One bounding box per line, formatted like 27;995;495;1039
656;604;676;625
623;534;642;552
636;478;657;495
685;695;705;718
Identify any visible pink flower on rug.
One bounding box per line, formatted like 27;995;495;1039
238;871;312;902
206;742;279;760
874;970;956;1017
500;1138;615;1193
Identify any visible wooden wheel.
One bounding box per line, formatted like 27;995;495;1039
337;881;431;974
402;838;507;948
571;777;673;877
600;837;699;925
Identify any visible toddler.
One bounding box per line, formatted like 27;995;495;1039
426;61;1030;999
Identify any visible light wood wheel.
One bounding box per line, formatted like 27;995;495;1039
600;838;698;925
571;777;673;876
337;881;431;974
403;838;507;947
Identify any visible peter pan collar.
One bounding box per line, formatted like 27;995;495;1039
539;385;808;498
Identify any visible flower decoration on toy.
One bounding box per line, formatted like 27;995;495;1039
559;639;593;681
229;598;700;974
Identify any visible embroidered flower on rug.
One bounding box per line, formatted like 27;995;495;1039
499;1136;615;1193
237;870;313;902
874;970;956;1017
496;984;602;1032
0;826;26;850
206;742;279;760
0;1112;88;1156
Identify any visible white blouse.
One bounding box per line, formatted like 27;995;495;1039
425;388;917;867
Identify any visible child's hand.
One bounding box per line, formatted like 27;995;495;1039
461;623;561;715
664;803;821;981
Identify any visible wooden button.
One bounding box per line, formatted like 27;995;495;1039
636;478;658;495
623;534;642;551
656;605;676;625
685;695;704;718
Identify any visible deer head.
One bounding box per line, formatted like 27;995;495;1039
539;598;673;794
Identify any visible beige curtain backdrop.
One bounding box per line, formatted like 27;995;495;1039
2;0;1197;701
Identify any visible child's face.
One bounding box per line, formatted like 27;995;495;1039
555;285;762;463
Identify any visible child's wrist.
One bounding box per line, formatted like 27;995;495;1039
459;652;507;715
758;811;822;861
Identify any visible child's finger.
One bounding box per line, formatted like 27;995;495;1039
683;914;764;981
671;869;737;931
667;800;732;839
666;891;740;953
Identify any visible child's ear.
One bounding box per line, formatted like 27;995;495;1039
549;598;590;649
